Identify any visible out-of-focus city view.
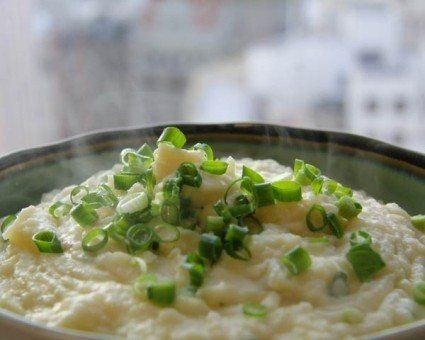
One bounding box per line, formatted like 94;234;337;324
0;0;424;154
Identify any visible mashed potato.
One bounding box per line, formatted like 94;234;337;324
0;136;424;339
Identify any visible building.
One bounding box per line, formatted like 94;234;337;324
345;68;424;150
184;0;425;152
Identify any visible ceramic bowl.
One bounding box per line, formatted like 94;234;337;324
0;123;424;339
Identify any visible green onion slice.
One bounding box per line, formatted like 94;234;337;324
243;302;267;318
213;201;235;224
117;192;149;214
178;162;202;188
71;203;99;227
1;214;17;236
133;273;157;298
223;178;244;205
49;202;72;219
350;231;372;246
185;263;205;287
224;242;252;261
228;195;256;218
121;148;152;173
293;159;304;175
306;204;328;232
337;196;362;219
281;246;311;275
97;184;119;207
413;282;425;305
32;230;63;253
154;224;180;243
334;184;353;198
114;172;140;191
126;224;155;253
205;216;226;235
272;180;302;202
411;215;425;231
307;236;329;244
322;179;338;195
346;244;385;282
186;252;205;266
328;271;349;297
242;166;264;184
311;176;324;195
82;228;108;252
192;143;214;160
200;160;228;175
157;127;186;148
243;215;264;235
327;213;344;239
137;143;154;160
147;280;176;306
70;185;89;204
199;233;223;264
224;225;252;260
342;308;364;324
293;160;320;186
161;200;180;225
254;183;275;207
163;177;182;200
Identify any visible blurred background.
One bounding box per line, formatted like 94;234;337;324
0;0;424;154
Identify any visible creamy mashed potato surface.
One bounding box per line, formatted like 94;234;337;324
0;132;424;339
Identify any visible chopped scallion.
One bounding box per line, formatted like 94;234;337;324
306;204;327;232
0;214;16;236
200;160;228;175
328;271;348;297
242;166;264;184
32;230;63;253
113;172;140;190
147;280;176;306
49;202;72;219
337;196;362;219
242;215;264;235
70;185;89;205
192;143;214;160
413;282;425;305
71;203;99;227
205;216;226;235
126;224;154;253
272;180;302;202
346;244;385;282
199;233;223;264
281;246;311;275
157;126;186;148
161;200;180;225
350;231;371;247
178;162;202;188
242;302;267;318
254;183;275;207
411;214;425;231
116;192;149;214
327;213;344;239
82;228;108;252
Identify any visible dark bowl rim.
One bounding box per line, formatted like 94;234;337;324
0;121;423;173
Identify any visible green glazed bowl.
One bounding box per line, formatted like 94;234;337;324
0;122;424;339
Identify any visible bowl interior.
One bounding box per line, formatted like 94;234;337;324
0;123;423;216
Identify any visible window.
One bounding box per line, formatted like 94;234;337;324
394;97;407;114
358;51;383;69
364;98;378;115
